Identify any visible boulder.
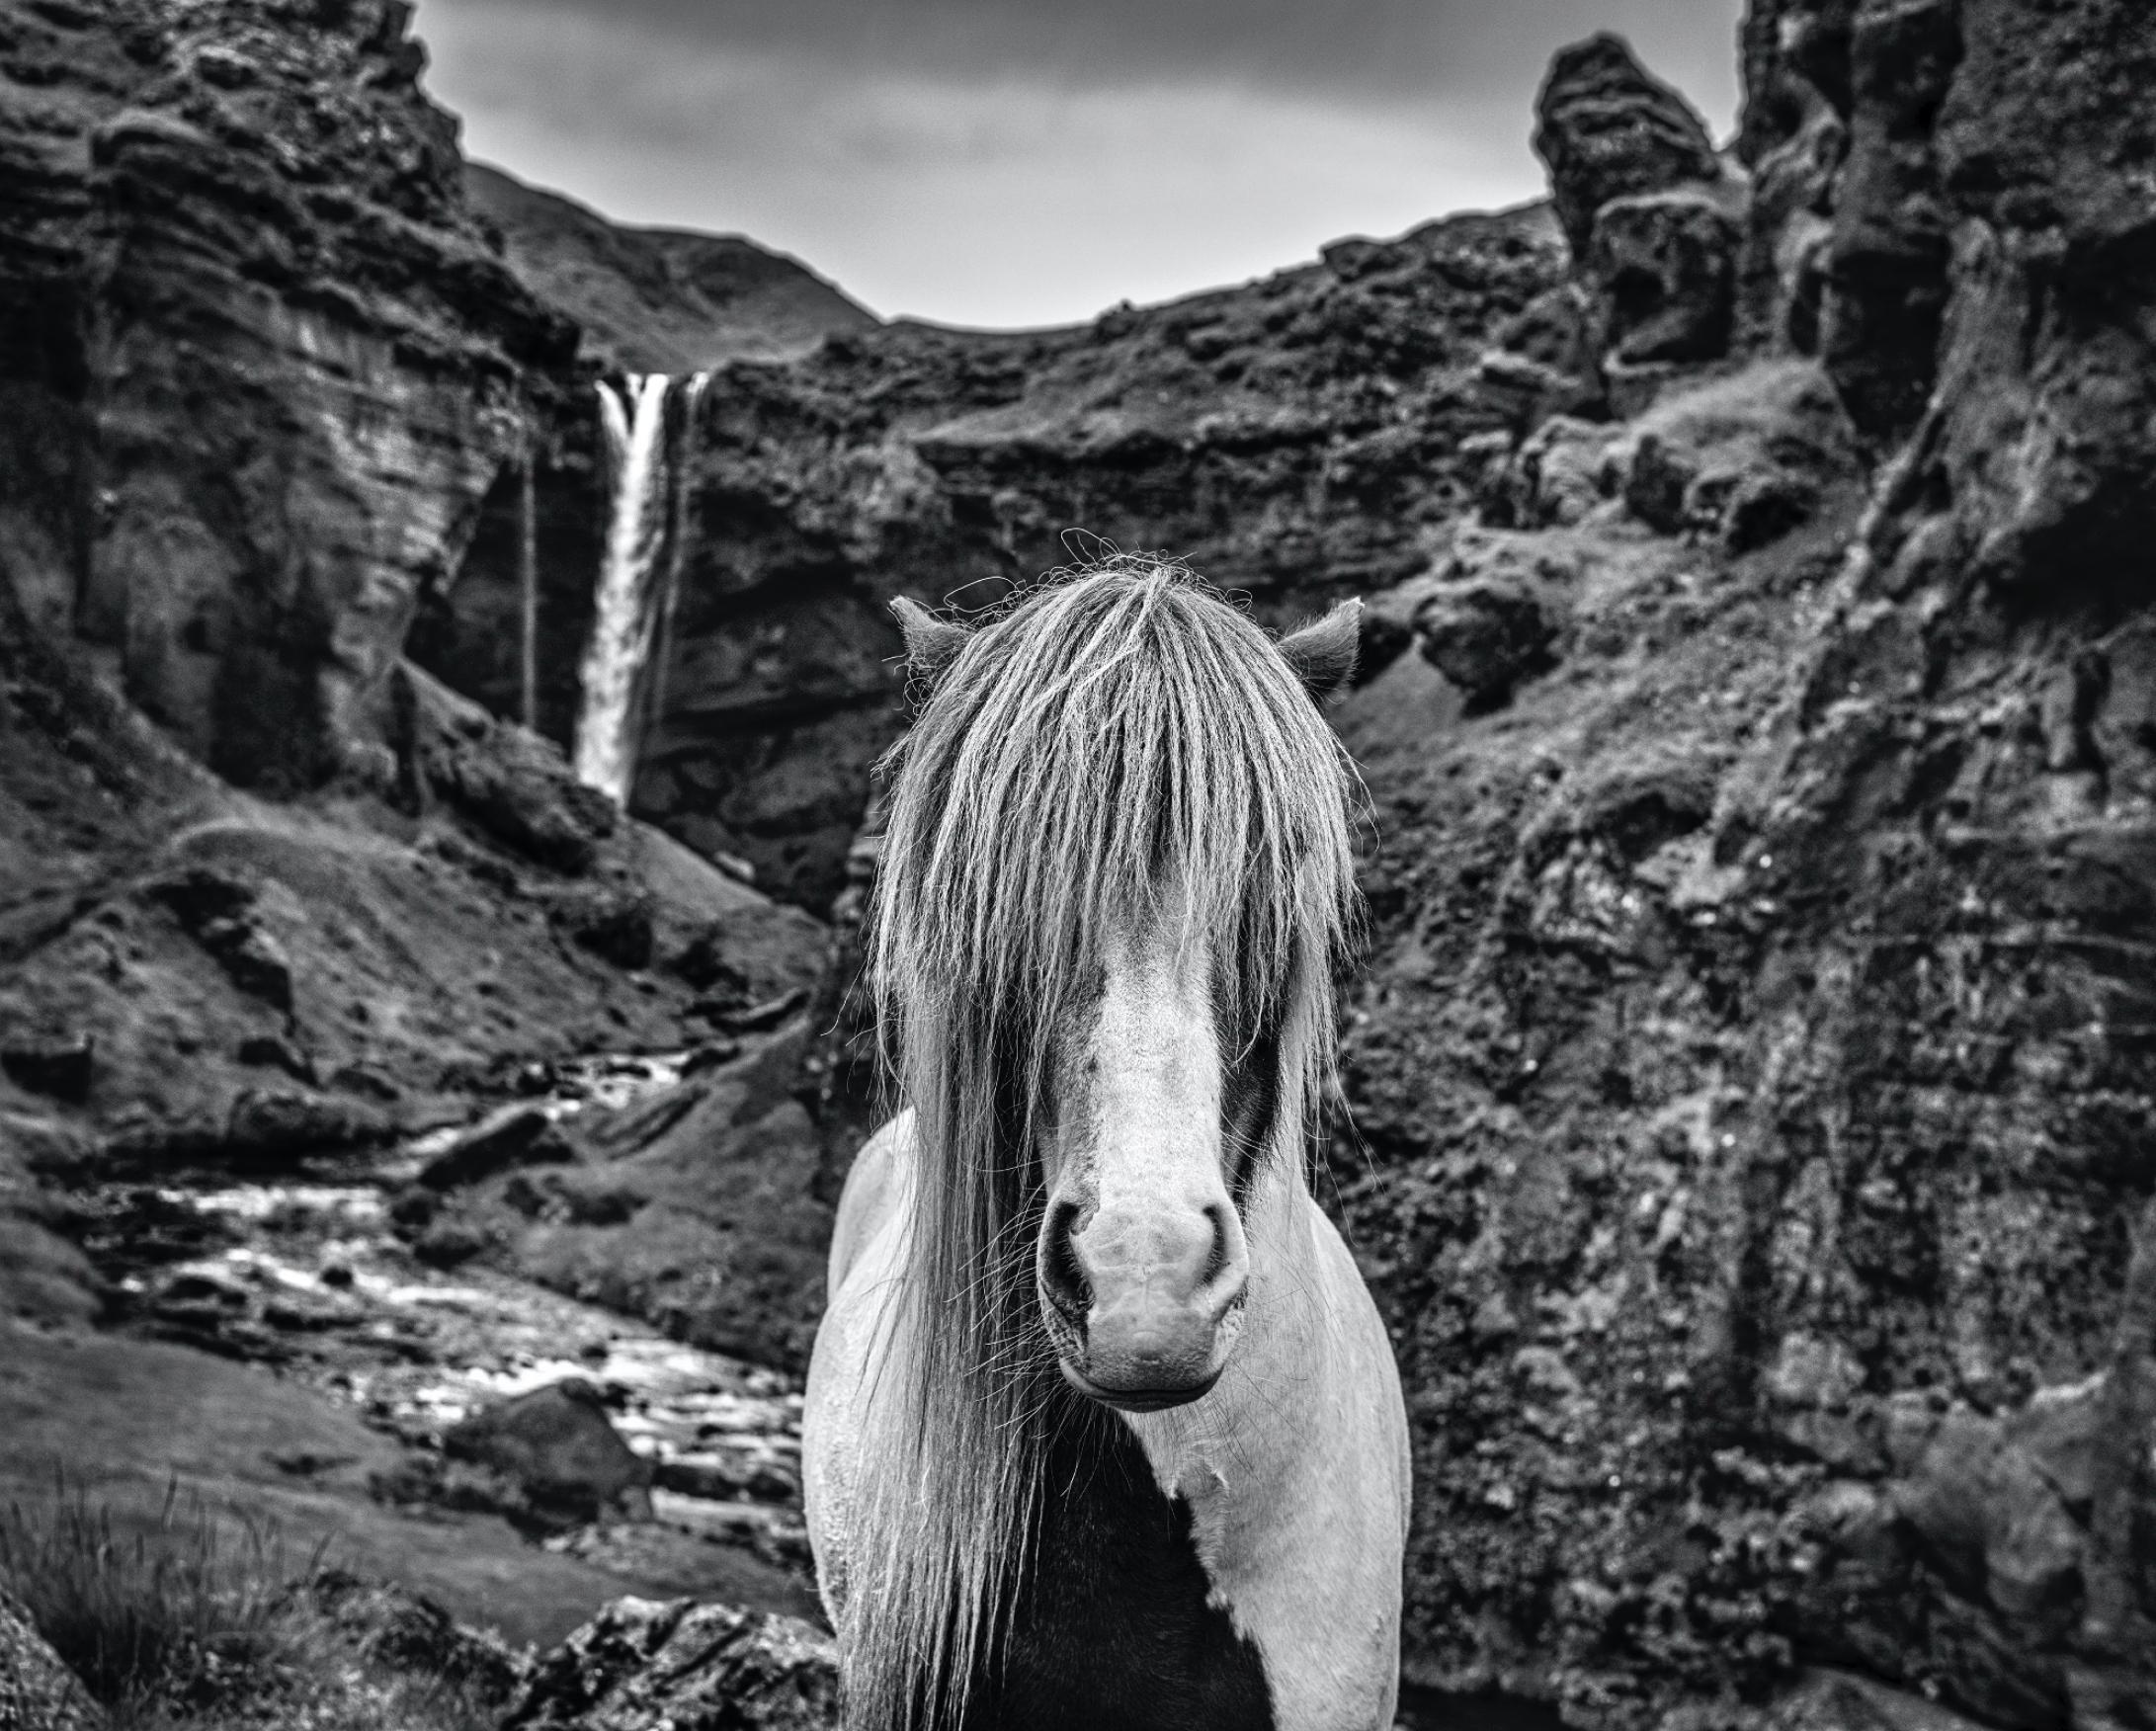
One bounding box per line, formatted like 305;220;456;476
1415;578;1563;709
416;1105;576;1191
0;1586;104;1731
502;1596;838;1731
402;665;618;875
1534;33;1728;260
442;1378;655;1531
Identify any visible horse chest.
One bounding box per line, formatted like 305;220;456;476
964;1419;1275;1731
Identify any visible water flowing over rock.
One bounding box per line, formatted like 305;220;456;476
575;374;677;805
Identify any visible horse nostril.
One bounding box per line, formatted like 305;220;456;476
1040;1199;1091;1322
1202;1203;1231;1283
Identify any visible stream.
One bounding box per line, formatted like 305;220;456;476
75;1051;811;1582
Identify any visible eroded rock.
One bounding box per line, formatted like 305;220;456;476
1588;188;1743;367
503;1596;838;1731
1534;33;1729;261
0;1586;103;1731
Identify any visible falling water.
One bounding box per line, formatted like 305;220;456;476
573;372;673;804
641;369;709;748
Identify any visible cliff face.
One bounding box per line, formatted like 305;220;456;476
0;0;576;792
436;204;1568;903
1332;5;2156;1726
0;0;835;1376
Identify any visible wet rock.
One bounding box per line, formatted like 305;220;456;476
503;1596;838;1731
1534;33;1729;260
443;1378;655;1531
499;1036;837;1371
417;1105;577;1191
0;1034;93;1104
222;1089;391;1162
411;1215;491;1271
0;1585;104;1731
655;1451;801;1505
5;0;572;788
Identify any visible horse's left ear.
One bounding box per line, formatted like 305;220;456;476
1278;600;1362;703
890;596;973;694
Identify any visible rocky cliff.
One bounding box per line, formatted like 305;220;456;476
1334;6;2156;1727
0;0;836;1374
433;196;1568;905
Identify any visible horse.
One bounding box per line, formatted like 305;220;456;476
803;560;1409;1731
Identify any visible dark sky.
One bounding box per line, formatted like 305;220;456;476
415;0;1745;328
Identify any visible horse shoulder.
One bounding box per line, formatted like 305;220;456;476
1299;1196;1412;1532
827;1110;914;1293
804;1112;916;1629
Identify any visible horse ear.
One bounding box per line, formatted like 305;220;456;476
1278;599;1362;702
890;596;973;693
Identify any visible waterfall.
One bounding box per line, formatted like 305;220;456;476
641;369;709;752
573;371;673;804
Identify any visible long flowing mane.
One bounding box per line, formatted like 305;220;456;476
855;558;1360;1729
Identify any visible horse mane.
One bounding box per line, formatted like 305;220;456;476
853;557;1361;1730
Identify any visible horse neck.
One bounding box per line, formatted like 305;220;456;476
1124;1157;1334;1470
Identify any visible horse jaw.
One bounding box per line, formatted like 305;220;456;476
1036;926;1251;1412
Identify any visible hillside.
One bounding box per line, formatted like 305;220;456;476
465;162;879;372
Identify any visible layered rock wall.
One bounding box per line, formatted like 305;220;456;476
1333;4;2156;1726
0;0;574;790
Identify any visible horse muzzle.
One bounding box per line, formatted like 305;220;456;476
1037;1197;1250;1412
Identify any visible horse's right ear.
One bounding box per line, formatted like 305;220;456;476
890;596;973;694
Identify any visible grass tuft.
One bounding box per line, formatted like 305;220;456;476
0;1477;503;1730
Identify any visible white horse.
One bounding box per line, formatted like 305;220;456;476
804;561;1409;1731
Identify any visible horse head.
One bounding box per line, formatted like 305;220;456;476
886;573;1362;1415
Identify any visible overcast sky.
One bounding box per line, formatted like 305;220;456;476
413;0;1745;330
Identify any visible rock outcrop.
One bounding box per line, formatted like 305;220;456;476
1532;33;1746;393
0;0;576;792
442;1378;656;1532
0;1586;103;1731
504;1596;838;1731
1330;7;2156;1728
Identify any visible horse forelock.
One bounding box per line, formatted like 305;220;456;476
846;561;1361;1729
